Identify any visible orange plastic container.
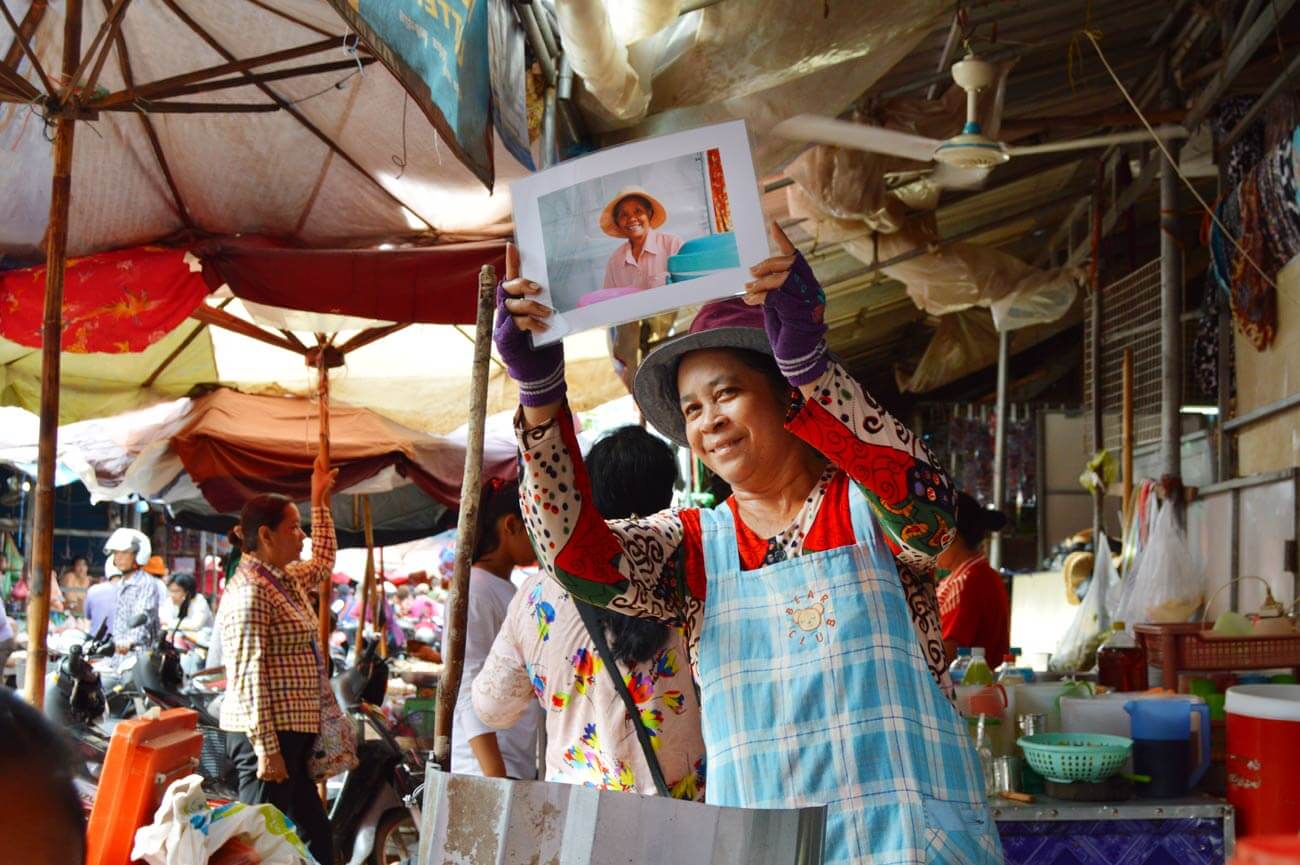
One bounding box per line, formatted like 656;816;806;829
86;708;203;865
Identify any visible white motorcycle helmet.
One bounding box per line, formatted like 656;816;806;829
104;528;152;577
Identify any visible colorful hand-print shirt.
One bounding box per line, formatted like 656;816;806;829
515;361;956;691
473;572;707;800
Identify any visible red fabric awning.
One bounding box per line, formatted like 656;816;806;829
198;238;507;325
170;388;515;513
0;246;209;353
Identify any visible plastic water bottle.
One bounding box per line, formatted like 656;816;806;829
993;655;1024;681
997;649;1026;685
963;647;995;686
948;647;972;684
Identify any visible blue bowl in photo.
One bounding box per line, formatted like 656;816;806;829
668;248;739;275
677;231;737;256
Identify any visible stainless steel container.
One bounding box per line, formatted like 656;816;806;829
1018;712;1048;739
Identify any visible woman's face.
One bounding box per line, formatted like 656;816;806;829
258;503;306;568
615;198;651;240
677;349;794;490
168;583;186;607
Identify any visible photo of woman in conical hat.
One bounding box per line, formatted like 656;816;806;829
598;186;684;293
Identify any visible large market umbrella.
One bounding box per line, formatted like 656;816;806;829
0;241;626;431
1;0;530;709
0;387;522;545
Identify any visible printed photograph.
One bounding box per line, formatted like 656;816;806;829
537;148;739;314
510;121;766;345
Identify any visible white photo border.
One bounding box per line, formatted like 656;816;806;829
509;120;766;346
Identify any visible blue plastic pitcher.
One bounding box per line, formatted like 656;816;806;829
1124;698;1211;797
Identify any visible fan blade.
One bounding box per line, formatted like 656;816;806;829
1004;125;1189;157
771;115;941;163
929;163;992;190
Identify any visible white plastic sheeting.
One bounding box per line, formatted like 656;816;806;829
555;0;684;121
848;220;1082;332
574;0;949;175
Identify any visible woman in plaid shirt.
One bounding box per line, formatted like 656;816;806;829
220;454;338;865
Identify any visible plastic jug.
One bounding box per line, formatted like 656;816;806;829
1062;692;1207;739
1125;698;1210;798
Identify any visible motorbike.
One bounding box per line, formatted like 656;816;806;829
44;622;117;773
325;636;425;865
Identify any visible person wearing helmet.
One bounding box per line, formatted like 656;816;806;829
104;528;165;654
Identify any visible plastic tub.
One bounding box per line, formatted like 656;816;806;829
676;231;737;255
1226;685;1300;836
1010;681;1094;732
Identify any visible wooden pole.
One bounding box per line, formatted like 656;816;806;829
354;495;375;658
433;264;497;770
316;348;331;662
23;0;80;710
1121;347;1135;526
315;361;333;817
377;545;388;660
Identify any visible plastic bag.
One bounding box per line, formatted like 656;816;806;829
1051;535;1119;673
132;774;314;865
1111;501;1204;626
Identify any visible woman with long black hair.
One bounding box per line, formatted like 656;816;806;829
161;572;213;636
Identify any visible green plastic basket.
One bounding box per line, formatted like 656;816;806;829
1017;733;1132;783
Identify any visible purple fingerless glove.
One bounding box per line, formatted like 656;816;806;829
763;251;829;386
493;281;566;406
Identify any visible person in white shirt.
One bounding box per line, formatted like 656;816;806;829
445;478;541;779
160;573;214;635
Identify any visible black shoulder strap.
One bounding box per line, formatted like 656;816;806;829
573;600;671;798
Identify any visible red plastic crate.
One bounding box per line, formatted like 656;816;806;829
1134;622;1300;687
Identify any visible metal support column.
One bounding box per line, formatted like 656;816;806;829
1159;63;1184;508
989;328;1010;570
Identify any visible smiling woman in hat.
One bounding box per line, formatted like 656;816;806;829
599;186;684;292
494;223;1001;864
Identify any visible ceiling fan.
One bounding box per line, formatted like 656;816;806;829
772;53;1189;189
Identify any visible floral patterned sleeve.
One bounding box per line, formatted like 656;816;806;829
516;408;706;645
786;361;957;569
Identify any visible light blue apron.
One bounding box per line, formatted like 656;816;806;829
696;482;1003;864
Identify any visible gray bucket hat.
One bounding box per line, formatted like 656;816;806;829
632;297;773;448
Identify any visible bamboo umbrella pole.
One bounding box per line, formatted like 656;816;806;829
24;0;81;709
316;347;331;659
355;495;375;658
377;545;388;660
433;264;496;770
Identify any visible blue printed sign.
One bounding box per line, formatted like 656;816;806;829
328;0;495;187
